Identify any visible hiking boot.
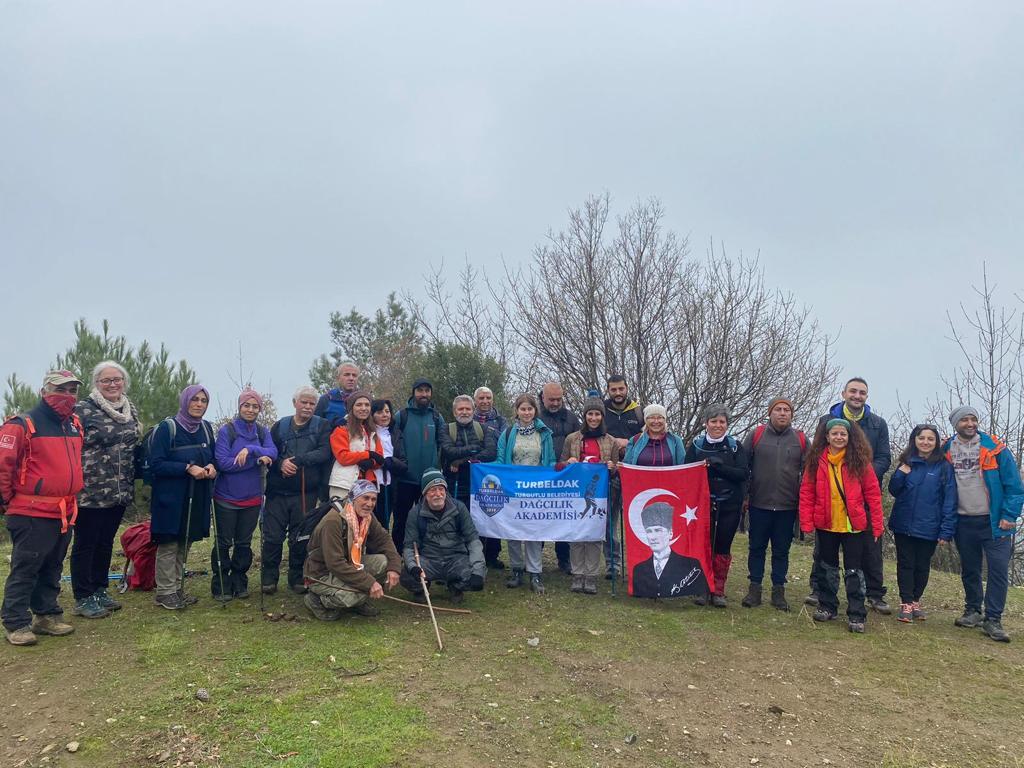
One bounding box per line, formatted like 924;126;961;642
570;575;585;593
4;626;37;646
176;590;198;606
410;591;428;604
741;583;762;608
353;601;381;617
557;560;572;575
155;592;186;610
711;593;728;608
94;589;122;611
289;583;308;595
261;584;278;595
449;588;465;605
303;592;340;621
981;618;1011;643
530;574;545;595
955;609;983;628
234;587;250;600
848;621;866;634
804;592;819;607
74;595;111;619
693;593;709;606
486;558;506;570
505;569;524;589
770;585;789;612
867;597;892;615
583;576;598;595
911;601;926;620
813;608;837;622
897;603;913;623
30;614;74;636
213;593;234;603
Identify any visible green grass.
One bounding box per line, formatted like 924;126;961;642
2;532;1024;767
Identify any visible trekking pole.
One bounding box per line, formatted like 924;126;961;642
210;499;228;608
608;490;617;598
180;477;195;599
413;543;444;651
259;463;268;615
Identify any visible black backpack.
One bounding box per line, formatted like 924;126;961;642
139;418;214;485
296;496;347;547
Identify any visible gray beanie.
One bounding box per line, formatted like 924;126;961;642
949;405;979;427
640;502;674;530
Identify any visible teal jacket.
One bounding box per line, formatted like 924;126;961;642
496;420;556;466
395;397;449;487
623;431;687;465
942;431;1024;539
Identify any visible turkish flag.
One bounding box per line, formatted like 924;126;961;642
620;462;712;599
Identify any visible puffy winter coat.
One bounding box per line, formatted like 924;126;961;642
799;455;884;536
887;457;958;541
75;395;140;508
328;425;384;493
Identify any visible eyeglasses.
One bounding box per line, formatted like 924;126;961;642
98;377;125;386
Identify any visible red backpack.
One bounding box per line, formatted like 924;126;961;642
119;521;157;592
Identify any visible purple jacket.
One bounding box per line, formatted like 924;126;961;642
213;419;278;504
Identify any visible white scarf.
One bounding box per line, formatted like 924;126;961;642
90;388;142;435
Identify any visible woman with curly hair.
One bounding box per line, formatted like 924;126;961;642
798;418;883;633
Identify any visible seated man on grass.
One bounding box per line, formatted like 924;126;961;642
303;479;401;620
401;469;485;604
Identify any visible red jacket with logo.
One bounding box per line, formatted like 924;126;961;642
0;400;84;531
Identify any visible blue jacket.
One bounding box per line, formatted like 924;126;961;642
942;431;1024;539
496;420;556;466
887;457;958;541
623;431;687;466
148;419;215;543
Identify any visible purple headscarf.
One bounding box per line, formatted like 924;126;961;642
175;384;210;433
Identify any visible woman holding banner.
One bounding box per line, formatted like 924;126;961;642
623;405;686;466
560;396;618;595
798;418;883;633
684;405;749;608
497;393;556;594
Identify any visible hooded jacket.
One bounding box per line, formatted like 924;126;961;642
403;493;485;578
942;431;1024;539
213;418;279;505
394;379;450;486
823;403;891;482
887;457;958;541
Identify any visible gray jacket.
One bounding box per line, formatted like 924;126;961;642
403;494;485;578
742;425;806;511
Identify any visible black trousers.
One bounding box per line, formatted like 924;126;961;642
2;515;71;631
456;491;502;563
261;494;307;589
712;505;742;555
211;502;260;596
810;529;886;600
893;533;938;604
392;483;421;551
815;530;872;621
70;505;126;599
399;554;472;594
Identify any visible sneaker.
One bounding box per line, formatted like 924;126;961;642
4;626;38;646
981;618;1011;643
303;592;340;621
570;575;585;593
94;589;122;611
711;593;728;608
813;608;837;622
804;592;820;607
911;601;926;620
154;593;186;610
30;614;74;636
353;601;381;617
770;585;790;612
530;574;545;595
868;597;892;616
486;559;506;570
505;569;524;589
848;621;866;634
741;583;762;608
582;576;598;595
261;584;278;595
897;603;913;623
176;590;199;606
74;595;111;619
955;609;983;628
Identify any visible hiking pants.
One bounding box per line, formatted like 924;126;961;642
211;502;260;597
955;515;1011;622
455;490;502;564
815;530;871;621
261;494;306;589
507;540;543;574
712;504;742;555
893;533;938;604
555;541;570;567
570;541;602;578
70;504;126;600
603;484;623;576
155;540;190;597
747;507;797;586
2;515;71;631
400;553;472;595
311;554;388;609
392;482;421;551
810;531;887;600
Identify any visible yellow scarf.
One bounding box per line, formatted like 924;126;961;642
825;449;854;532
842;404;864;422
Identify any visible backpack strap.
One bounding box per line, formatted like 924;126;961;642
751;424;767;449
797;430;807;452
18;416;35;486
472;421;483;441
448;422;458;441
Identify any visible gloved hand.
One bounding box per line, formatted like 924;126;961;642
368;451;385;465
383;456;394;471
357;459;375;471
408;566;423;580
469;574;484;591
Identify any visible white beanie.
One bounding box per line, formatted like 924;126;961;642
643;404;667;420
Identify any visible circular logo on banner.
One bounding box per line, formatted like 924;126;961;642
476;474;509;517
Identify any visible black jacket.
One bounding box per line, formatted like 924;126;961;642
539;406;581;460
440;421;498;496
684;436;750;513
603;399;643;440
631;551;709;598
267;416;332;498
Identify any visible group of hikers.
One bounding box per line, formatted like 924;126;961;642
1;360;1022;647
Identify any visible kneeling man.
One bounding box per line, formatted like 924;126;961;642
402;469;485;604
303;480;401;620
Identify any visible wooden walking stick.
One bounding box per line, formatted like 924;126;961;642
413;543;444;651
303;576;472;614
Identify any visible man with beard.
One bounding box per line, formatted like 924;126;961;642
603;375;643;579
538;381;581;574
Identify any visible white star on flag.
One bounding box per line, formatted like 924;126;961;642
681;505;698;525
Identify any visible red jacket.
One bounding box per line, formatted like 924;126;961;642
0;400;84;531
798;454;883;536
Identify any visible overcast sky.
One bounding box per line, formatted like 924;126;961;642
2;1;1021;420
